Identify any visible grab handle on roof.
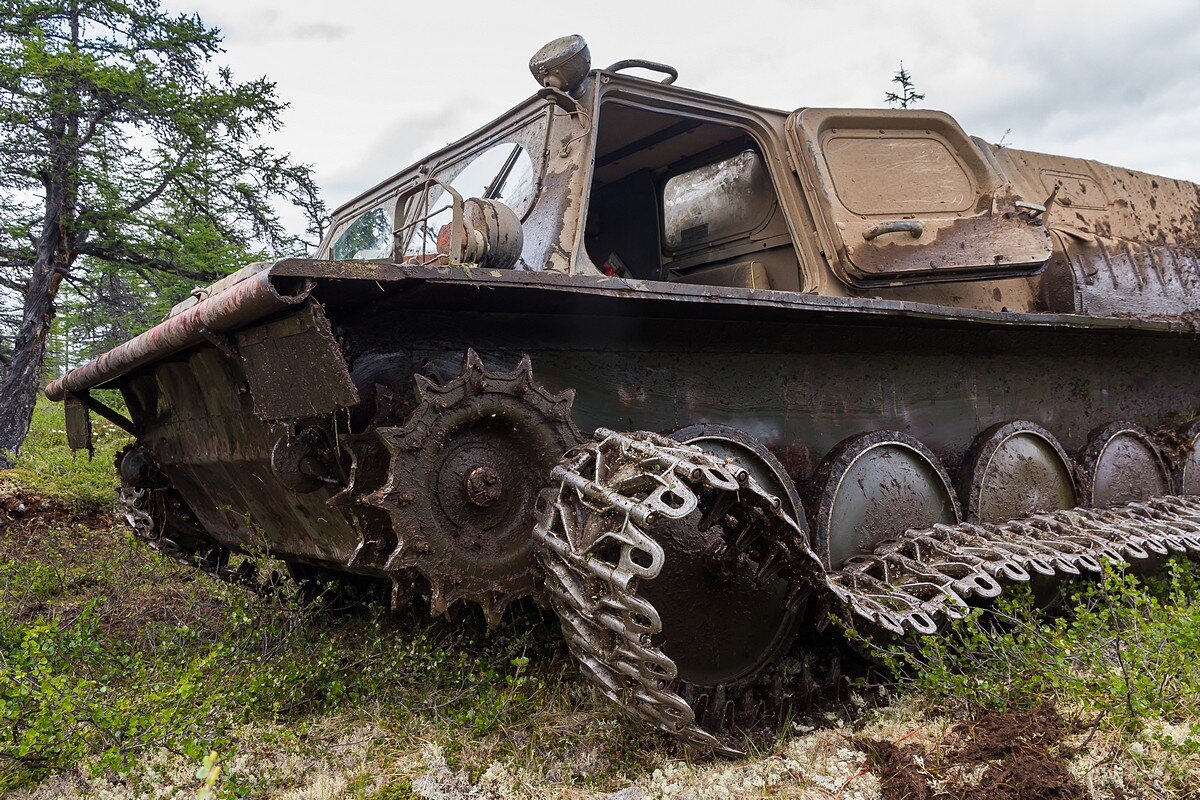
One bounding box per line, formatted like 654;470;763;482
604;59;678;85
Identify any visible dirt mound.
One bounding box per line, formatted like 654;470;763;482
861;704;1088;800
0;484;112;530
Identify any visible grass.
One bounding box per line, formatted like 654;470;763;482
4;394;129;511
0;402;663;798
2;401;1200;798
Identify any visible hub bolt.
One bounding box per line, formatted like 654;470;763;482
465;465;504;508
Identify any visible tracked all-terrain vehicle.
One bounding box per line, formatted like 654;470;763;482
48;35;1200;755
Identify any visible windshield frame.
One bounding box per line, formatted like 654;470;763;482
319;96;555;262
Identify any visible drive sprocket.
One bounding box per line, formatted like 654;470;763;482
365;350;580;625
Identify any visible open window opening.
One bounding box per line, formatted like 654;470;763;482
583;103;800;292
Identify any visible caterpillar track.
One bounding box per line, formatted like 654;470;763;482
118;448;270;594
533;429;1200;755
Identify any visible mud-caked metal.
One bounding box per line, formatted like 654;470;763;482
47;34;1200;756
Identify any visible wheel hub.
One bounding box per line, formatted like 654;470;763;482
643;514;799;687
465;464;504;508
436;438;518;527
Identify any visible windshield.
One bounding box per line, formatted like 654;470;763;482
401;142;537;262
329;202;394;260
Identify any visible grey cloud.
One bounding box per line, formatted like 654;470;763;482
289;22;349;41
180;0;1200;229
319;104;480;211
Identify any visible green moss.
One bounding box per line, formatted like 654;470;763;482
365;778;419;800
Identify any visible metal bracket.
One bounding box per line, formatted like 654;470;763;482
64;394;94;455
65;390;139;452
79;392;139;436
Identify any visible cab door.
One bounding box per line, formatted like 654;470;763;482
785;108;1052;287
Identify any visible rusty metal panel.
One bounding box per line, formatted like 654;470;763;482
45;266;313;401
1051;230;1200;320
63;394;92;453
988;144;1200;250
786;108;1053;286
144;346;365;565
235;301;359;420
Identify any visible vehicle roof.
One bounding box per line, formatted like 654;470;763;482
327;70;789;222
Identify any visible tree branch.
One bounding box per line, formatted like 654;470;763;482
121;162;180;215
0;275;28;295
73;239;220;282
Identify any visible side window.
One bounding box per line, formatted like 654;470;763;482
663;150;775;252
330;204;394;260
402;142;536;261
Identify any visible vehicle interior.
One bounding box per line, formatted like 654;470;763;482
582;102;802;292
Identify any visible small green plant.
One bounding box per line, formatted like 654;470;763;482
368;778;419;800
194;751;222;799
884;61;925;109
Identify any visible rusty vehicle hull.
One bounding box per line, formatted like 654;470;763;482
45;34;1200;754
89;263;1197;573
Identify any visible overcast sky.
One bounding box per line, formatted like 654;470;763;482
172;0;1200;233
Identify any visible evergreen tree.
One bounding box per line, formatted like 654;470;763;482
885;60;925;109
0;0;325;465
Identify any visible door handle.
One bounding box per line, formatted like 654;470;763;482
863;220;924;241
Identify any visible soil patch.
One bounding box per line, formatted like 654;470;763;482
861;704;1088;800
1;484;114;534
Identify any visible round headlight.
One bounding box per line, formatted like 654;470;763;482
529;34;591;94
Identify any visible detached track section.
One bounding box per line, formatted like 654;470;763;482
534;429;1200;756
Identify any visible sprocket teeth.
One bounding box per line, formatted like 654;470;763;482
480;593;500;628
463;348;487;389
413;373;440;403
369;350;580;626
328;435;368;507
373;382;398;418
428;577;460;616
390;575;418;610
513;354;535;386
554;386;576;405
383;542;402;570
382;532;422;570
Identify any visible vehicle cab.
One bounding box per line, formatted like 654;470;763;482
319;35;1198;319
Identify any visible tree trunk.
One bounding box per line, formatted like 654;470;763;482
0;191;67;467
0;263;63;468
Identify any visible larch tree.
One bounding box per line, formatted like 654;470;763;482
0;0;325;466
884;60;925;109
